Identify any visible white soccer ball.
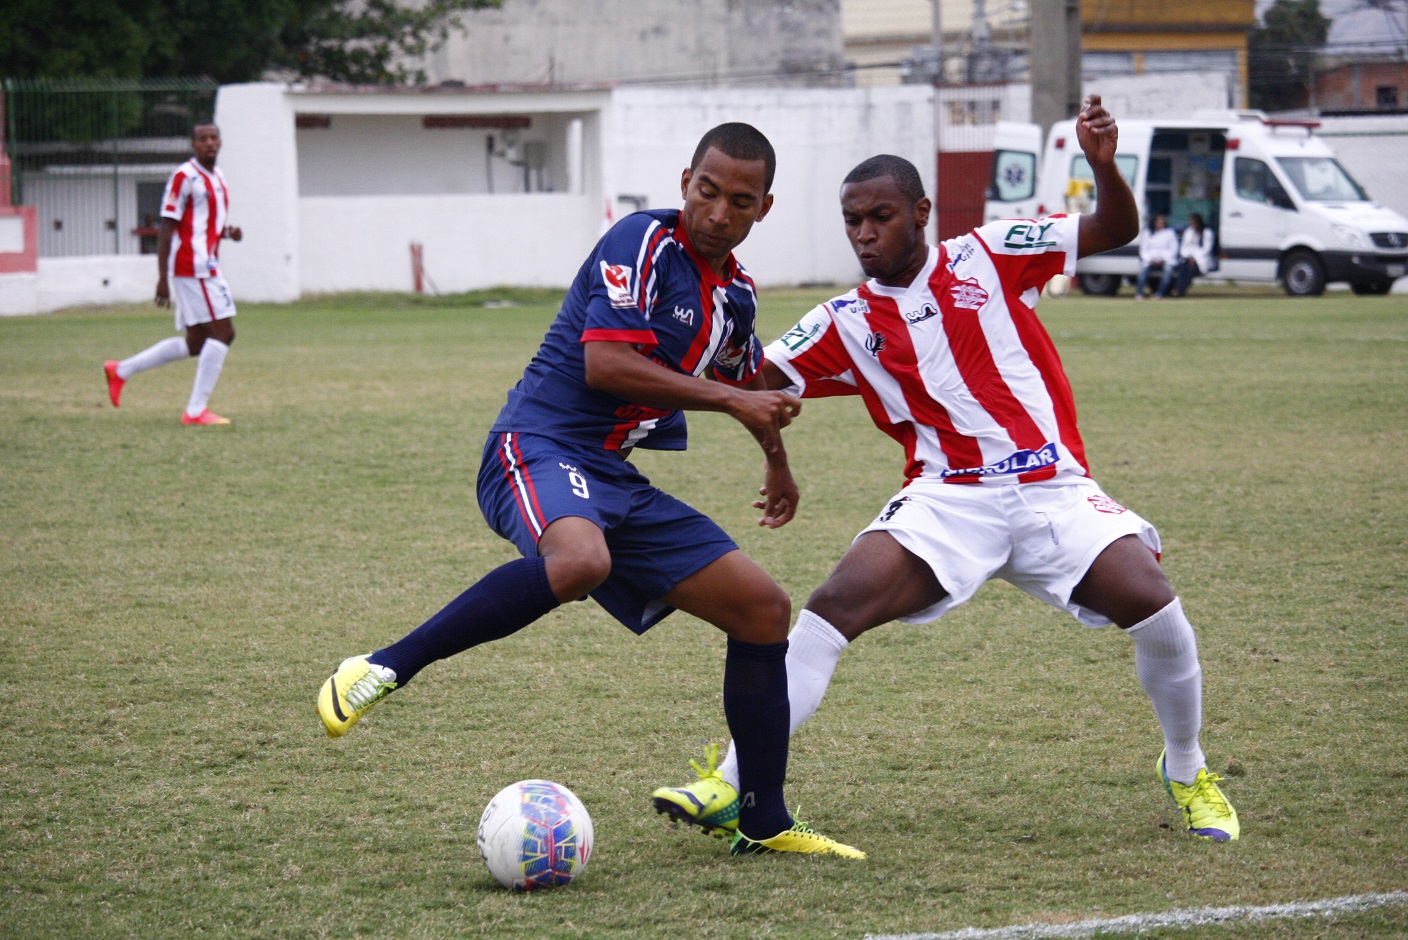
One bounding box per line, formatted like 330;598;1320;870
477;779;594;891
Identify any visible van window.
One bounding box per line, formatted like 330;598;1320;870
1233;157;1295;210
991;149;1037;201
1071;154;1138;187
1275;156;1369;202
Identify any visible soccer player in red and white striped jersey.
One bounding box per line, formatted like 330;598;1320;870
103;122;243;425
657;96;1240;844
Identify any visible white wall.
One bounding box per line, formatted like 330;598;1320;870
300;193;597;293
1316;114;1408;219
606;85;936;288
215;84;301;302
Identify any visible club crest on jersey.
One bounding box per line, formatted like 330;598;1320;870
949;279;988;310
1087;494;1128;514
940;442;1059;478
673;305;695;325
905;303;939;324
831;296;869;317
1003;220;1058;251
600;262;636;309
715;339;748;372
865;332;887;357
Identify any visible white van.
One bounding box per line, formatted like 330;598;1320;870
985;111;1408;296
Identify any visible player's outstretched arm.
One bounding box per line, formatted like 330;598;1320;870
1074;94;1140;259
585;341;802;526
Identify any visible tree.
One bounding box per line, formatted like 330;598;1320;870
0;0;502;85
1248;0;1332;112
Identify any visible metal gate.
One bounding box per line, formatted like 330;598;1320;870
3;78;217;257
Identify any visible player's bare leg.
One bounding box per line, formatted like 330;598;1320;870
1073;534;1239;841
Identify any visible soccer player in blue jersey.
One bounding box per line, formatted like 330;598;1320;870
316;123;863;859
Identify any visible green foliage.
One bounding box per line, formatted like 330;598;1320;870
1;288;1406;938
1249;0;1333;111
0;0;501;85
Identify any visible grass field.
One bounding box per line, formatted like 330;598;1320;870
2;287;1405;939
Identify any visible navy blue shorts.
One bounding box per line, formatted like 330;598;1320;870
477;431;738;634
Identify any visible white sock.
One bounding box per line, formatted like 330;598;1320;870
118;336;189;380
1126;597;1206;784
185;339;230;417
719;609;849;791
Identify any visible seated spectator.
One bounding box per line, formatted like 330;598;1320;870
1135;214;1179;300
1171;213;1216;297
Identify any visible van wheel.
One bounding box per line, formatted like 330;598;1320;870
1281;250;1326;297
1078;273;1121;296
1350;278;1393;295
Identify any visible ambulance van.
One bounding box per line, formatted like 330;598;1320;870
984;111;1408;296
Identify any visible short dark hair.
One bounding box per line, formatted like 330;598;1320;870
691;123;776;193
843;155;925;204
191;121;218;138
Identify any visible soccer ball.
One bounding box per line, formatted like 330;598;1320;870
477;779;594;891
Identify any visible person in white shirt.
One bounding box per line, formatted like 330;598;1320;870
1171;213;1215;297
1135;214;1179;299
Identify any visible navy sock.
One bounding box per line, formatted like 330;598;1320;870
369;556;559;684
723;637;793;839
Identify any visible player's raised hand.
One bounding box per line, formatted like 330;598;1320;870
1076;94;1119;167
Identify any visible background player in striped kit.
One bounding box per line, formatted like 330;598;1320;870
316;123;863;859
103;122;241;426
652;96;1240;845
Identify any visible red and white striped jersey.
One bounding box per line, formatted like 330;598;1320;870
766;214;1089;487
160;158;229;278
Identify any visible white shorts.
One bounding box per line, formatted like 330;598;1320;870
859;477;1161;628
172;275;236;331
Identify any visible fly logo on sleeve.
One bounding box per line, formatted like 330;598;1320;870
780;322;821;352
600;262;637;309
1002;220;1057;250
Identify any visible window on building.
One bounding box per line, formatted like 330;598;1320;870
1376;85;1399;109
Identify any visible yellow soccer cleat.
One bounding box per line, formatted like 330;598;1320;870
730;819;866;859
651;742;740;838
317;655;397;738
1158;749;1240;842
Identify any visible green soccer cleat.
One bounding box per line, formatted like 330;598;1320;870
730;819;866;859
650;743;740;839
317;655;397;738
1158;749;1240;842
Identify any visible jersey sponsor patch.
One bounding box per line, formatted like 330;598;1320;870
1000;219;1059;251
949;279;988;310
831;296;870;317
600;262;636;309
779;321;822;352
1086;494;1128;514
905;302;939;324
940;442;1059;478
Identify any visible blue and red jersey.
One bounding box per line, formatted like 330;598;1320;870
490;209;763;452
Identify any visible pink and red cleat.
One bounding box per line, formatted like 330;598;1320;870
103;361;125;407
182;409;231;426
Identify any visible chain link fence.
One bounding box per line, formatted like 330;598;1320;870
3;78;217;257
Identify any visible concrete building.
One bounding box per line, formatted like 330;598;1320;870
417;0;845;87
1309;61;1408;113
0;81;936;313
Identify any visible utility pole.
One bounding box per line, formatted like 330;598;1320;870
1030;0;1082;136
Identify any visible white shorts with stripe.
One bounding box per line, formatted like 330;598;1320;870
171;275;236;331
860;476;1161;628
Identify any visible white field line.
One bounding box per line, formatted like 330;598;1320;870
861;890;1408;940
